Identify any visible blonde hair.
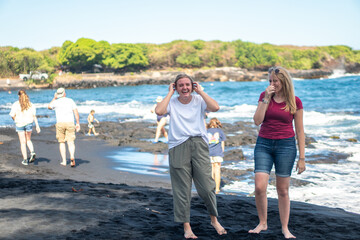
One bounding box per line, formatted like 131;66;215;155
268;66;297;114
207;117;222;128
18;90;31;111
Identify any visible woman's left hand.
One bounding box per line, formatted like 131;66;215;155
193;82;203;94
296;159;306;174
36;126;41;134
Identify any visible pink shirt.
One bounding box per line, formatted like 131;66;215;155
258;91;303;139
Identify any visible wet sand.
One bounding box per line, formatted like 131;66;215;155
0;126;359;240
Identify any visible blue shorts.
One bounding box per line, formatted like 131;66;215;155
16;123;33;132
254;136;297;177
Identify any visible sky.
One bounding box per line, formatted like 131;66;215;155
0;0;359;51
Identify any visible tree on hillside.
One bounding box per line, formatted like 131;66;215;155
39;47;60;73
12;49;44;74
102;43;148;72
58;38;110;72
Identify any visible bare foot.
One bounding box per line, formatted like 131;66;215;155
184;229;198;239
183;223;198;239
60;161;67;166
211;221;227;235
248;223;268;233
282;228;296;239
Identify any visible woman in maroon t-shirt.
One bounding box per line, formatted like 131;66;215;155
249;67;305;239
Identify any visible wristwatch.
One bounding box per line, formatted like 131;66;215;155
262;98;269;104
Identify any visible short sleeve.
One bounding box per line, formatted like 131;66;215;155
258;92;266;102
9;102;17;117
220;129;226;141
166;99;171;114
295;96;303;110
71;99;77;110
31;104;36;115
201;97;207;112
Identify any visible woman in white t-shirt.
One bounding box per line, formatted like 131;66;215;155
155;74;227;239
9;90;40;165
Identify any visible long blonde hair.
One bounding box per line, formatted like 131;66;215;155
268;66;297;114
18;90;31;111
207;117;222;128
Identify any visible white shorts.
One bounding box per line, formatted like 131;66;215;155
210;156;223;163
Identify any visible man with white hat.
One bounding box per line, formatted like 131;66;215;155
48;87;80;167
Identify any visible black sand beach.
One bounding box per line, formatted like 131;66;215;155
1;125;359;240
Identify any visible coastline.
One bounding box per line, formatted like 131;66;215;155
0;67;335;91
1;124;360;239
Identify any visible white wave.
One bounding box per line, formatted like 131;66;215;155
0;103;13;109
76;100;157;121
210;104;257;122
222;159;360;214
327;69;360;79
82;100;108;106
304;111;360;138
329;69;346;79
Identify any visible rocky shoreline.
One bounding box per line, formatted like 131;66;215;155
51;67;337;89
1;66;355;91
88;120;348;190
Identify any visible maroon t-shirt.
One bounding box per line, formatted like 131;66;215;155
258;91;303;139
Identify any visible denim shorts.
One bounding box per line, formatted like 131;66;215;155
16;123;33;132
254;136;297;177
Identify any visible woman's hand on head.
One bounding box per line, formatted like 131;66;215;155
169;83;175;95
193;82;203;94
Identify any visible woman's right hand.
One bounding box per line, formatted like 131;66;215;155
264;85;275;100
169;83;175;95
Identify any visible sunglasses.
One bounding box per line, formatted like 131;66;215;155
268;67;280;74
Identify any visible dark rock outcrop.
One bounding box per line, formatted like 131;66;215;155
53;67;340;89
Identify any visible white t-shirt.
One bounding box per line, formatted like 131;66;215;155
49;97;77;123
167;94;208;149
9;101;36;127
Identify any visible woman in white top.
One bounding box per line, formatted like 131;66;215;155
155;74;227;239
9;90;40;165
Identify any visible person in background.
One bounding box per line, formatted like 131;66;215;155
9;90;41;165
155;74;227;239
151;96;168;143
87;110;100;136
207;118;226;194
249;66;305;239
48;88;80;167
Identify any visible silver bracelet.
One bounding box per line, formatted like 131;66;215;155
261;98;269;104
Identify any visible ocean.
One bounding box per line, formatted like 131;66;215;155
1;73;359;213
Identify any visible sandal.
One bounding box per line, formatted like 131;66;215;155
70;159;75;167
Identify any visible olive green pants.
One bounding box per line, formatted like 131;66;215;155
169;136;218;223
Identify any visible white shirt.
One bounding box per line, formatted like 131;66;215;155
9;101;36;127
167;94;208;149
49;97;77;123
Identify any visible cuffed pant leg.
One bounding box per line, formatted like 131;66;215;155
191;137;218;217
169;140;192;222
